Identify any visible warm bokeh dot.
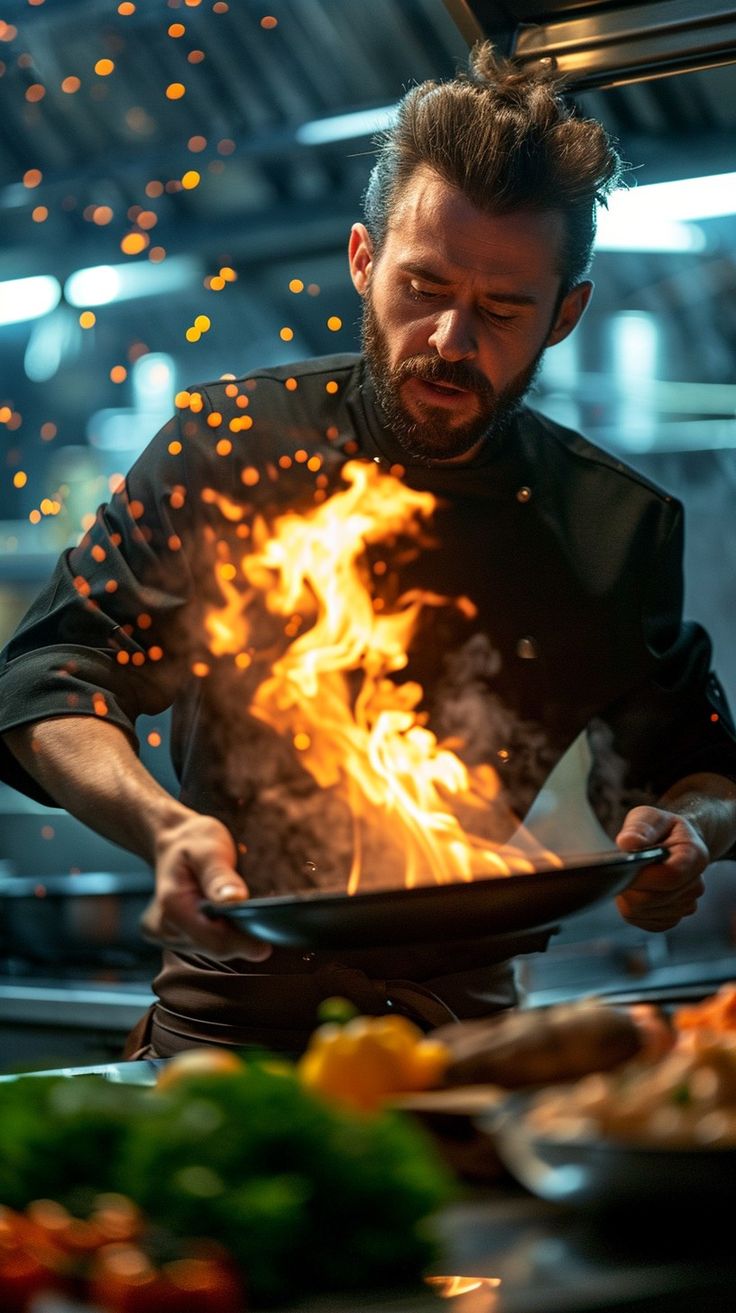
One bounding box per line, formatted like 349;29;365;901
260;15;278;29
145;180;164;198
327;316;342;331
168;23;185;37
289;278;304;293
61;76;80;93
110;365;127;383
118;2;136;13
149;246;166;263
94;59;115;76
166;82;186;99
147;731;162;747
26;84;46;102
13;471;28;489
181;170;200;189
188;135;207;152
120;232;148;255
23;168;42;188
79;311;96;329
188;50;205;63
32;206;48;223
279;327;294;342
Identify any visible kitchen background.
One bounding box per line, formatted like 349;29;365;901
0;0;734;1068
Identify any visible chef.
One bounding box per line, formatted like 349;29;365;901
2;42;736;1057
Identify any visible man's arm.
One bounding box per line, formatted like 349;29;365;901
3;718;271;961
616;772;736;931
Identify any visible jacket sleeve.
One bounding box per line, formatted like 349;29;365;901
599;500;736;837
0;405;218;805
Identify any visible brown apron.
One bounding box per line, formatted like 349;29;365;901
122;931;548;1059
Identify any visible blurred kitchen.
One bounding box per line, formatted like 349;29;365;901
0;0;734;1069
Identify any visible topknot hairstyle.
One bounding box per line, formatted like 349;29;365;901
363;42;626;290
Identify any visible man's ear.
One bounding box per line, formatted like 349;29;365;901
348;223;374;295
546;280;593;347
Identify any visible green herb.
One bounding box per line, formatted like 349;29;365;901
0;1059;454;1306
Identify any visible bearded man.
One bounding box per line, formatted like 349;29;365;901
2;43;735;1058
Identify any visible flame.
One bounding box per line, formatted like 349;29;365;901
425;1275;502;1309
206;460;560;891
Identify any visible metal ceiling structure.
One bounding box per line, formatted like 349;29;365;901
0;0;734;501
444;0;736;87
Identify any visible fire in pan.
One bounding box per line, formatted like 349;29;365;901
203;847;666;950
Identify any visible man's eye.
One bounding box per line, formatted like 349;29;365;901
481;306;515;324
408;283;440;301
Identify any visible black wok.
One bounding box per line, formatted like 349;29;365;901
203;846;666;950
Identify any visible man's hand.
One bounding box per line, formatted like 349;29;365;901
140;812;273;961
614;805;709;932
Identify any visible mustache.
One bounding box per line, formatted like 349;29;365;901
392;355;494;401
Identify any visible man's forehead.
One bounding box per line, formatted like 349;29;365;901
386;167;564;284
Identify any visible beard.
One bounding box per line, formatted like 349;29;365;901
361;288;544;463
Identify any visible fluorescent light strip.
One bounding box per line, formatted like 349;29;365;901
64;256;199;307
296;103;397;146
595;218;706;252
0;275;61;327
610;171;736;223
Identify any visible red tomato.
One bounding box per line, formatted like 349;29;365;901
0;1247;61;1312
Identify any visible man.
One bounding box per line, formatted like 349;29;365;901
2;44;735;1057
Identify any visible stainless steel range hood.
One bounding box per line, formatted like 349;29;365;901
443;0;736;88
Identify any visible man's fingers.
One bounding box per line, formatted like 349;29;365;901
616;806;669;851
143;865;272;961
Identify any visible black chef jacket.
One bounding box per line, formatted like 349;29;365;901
1;354;735;1051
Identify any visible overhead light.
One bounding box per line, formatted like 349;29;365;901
65;265;122;307
0;275;61;327
595;170;736;251
64;256;199;307
296;103;396;146
612;170;736;223
595;218;706;253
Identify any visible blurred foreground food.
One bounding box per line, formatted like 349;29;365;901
3;989;732;1308
515;983;736;1148
0;1052;453;1309
432;997;671;1088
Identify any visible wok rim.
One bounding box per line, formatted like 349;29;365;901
203;846;666;945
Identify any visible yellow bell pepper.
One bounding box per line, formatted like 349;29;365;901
298;1013;449;1112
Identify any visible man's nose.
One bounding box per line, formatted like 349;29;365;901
428;309;477;361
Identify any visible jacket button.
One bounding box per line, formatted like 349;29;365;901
516;636;539;659
516;486;532;502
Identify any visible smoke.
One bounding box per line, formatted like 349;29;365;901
430;632;559;836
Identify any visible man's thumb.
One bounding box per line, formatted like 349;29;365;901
201;864;248;903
